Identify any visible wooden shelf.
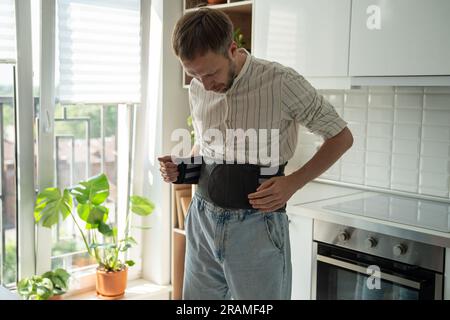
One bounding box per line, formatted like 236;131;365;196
173;228;186;236
185;1;252;14
171;184;194;300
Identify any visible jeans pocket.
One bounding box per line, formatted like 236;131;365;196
185;195;199;229
264;213;285;252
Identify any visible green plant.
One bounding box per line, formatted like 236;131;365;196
17;268;70;300
34;173;155;272
4;241;17;285
233;27;246;48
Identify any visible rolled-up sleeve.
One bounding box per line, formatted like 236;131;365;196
281;71;347;140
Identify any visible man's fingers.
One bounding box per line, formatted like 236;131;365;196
157;155;172;163
164;162;178;168
158;154;179;182
163;174;178;183
158;156;178;167
167;172;179;179
159;155;179;183
256;178;275;191
160;166;178;175
161;170;179;179
249;195;277;206
248;187;273;199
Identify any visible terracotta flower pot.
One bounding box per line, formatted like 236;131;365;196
96;266;128;299
207;0;227;4
48;294;63;300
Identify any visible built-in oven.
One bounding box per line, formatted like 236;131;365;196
312;220;444;300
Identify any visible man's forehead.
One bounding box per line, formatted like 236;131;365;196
182;55;221;75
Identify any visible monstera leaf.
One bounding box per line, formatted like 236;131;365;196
34;188;72;228
77;204;109;229
130;196;155;216
70;173;109;205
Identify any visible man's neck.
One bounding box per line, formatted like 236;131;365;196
234;49;248;76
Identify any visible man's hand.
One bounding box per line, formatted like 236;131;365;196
248;175;298;213
158;155;179;183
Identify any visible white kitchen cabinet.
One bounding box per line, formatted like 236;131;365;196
349;0;450;76
253;0;351;77
288;213;314;300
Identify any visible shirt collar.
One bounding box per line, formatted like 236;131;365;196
226;48;251;94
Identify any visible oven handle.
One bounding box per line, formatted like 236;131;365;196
317;254;421;290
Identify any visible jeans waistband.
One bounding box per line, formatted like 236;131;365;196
193;191;286;218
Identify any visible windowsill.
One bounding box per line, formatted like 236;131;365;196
64;279;172;300
0;285;20;300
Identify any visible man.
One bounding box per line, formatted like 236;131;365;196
159;8;353;300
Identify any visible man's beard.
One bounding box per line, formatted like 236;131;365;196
224;60;237;92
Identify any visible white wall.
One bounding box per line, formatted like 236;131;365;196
288;86;450;199
135;0;189;285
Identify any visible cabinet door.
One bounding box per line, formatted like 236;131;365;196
349;0;450;76
253;0;351;77
287;213;314;300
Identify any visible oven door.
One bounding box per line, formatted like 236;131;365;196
312;242;443;300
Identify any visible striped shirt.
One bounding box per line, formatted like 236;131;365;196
188;50;347;166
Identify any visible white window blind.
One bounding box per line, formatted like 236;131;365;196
0;0;16;61
57;0;141;104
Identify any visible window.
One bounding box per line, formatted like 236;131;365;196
0;0;17;287
57;0;141;104
1;0;145;290
0;64;17;287
50;103;129;271
0;0;16;61
45;0;142;274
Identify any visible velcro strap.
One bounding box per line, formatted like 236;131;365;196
173;156;202;184
172;156;286;186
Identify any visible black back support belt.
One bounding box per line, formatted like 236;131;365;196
173;156;286;185
173;156;203;185
173;156;287;211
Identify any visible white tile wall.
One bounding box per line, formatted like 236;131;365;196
292;86;450;199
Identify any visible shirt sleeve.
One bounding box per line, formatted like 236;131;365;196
188;84;201;146
281;70;348;139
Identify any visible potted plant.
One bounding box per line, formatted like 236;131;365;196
233;27;246;49
17;268;70;300
207;0;226;5
34;173;155;299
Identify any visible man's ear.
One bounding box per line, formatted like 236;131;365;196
228;41;238;58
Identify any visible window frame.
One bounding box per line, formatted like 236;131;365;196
35;0;55;275
15;0;37;281
4;0;152;294
35;0;145;292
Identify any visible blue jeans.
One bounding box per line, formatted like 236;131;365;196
182;192;292;300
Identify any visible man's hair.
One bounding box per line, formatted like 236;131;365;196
172;8;234;61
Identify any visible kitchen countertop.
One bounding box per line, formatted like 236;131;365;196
287;181;364;205
286;181;450;248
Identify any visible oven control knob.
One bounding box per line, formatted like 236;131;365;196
393;244;407;256
365;237;378;249
338;231;350;242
